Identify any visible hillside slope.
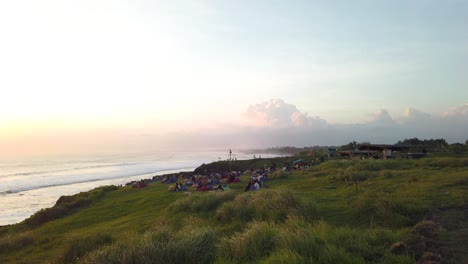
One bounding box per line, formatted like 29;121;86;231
0;157;467;263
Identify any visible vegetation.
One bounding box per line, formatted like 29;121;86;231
0;157;467;263
338;137;468;156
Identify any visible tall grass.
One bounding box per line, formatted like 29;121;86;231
352;191;423;227
24;185;118;227
215;189;316;224
379;254;414;264
58;232;113;264
218;218;403;264
217;221;278;263
269;170;289;179
259;249;306;264
422;157;468;168
80;227;218;264
0;231;34;254
3;157;467;263
168;191;237;213
79;228;218;264
276;219;402;263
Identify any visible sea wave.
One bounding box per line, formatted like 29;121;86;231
0;190;14;196
0;165;195;195
0;162;141;178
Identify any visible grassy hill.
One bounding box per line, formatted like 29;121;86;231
0;157;467;263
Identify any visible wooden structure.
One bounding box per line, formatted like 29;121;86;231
358;144;427;159
336;150;379;159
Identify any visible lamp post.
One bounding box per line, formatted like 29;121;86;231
229;149;232;172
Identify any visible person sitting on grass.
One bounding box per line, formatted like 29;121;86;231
213;184;224;191
228;173;236;183
244;180;253;192
247;179;260;191
252;179;261;191
257;173;268;188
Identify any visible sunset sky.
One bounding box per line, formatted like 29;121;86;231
1;0;467;157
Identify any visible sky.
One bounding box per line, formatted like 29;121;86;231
0;0;467;157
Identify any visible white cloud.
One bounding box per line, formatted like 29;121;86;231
237;100;468;147
443;103;468;117
245;99;327;128
368;109;396;126
401;107;432;122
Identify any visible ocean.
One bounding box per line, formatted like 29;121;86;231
0;151;255;226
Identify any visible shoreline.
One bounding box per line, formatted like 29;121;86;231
0;167;200;227
0;155;289;226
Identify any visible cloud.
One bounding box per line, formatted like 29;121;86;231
53;100;468;152
245;99;327;128
235;99;468;147
401;107;432;122
443;103;468;118
5;99;465;157
368;109;396;126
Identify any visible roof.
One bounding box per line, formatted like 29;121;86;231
337;150;378;155
358;144;411;151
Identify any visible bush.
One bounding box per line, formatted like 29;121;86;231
299;199;320;221
269;170;289;179
395;220;445;261
0;231;34;254
275;220;327;259
217;221;278;263
260;249;307;264
216;189;302;223
80;227;218;264
353;160;413;171
24;186;116;227
168;191;237;213
381;170;394;178
59;232;113;264
352;191;423;227
380;254;414;264
24;199;92;227
276;219;400;263
423;157;468;168
318;160;353;170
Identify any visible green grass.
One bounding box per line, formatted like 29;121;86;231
0;157;467;263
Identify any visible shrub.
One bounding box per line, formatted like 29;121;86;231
276;220;327;259
351;171;375;182
217;221;278;263
168;191;237;213
24;199;92;227
277;219;400;263
80;227;218;264
318;160;353;170
260;249;307;264
352;191;422;227
353;160;413;171
269;170;289;179
299;199;320;221
216;189;302;223
381;170;394;178
24;186;115;227
325;226;399;262
0;231;34;254
59;232;113;264
424;157;468;168
335;168;345;181
380;254;414;264
410;220;439;238
409;175;419;182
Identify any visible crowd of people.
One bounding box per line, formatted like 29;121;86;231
125;160;314;193
150;165;276;193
